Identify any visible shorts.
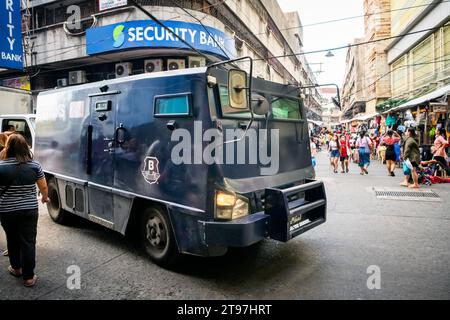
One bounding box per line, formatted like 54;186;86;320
340;156;348;162
330;150;340;158
358;148;370;167
385;145;396;161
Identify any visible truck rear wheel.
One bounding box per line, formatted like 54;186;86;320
139;206;180;267
47;179;69;224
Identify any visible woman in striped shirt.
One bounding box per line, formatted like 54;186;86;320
0;134;49;287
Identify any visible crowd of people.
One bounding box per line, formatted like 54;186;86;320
310;125;450;188
0;127;49;287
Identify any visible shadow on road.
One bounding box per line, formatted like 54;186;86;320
58;213;313;287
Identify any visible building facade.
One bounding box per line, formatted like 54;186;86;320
0;0;322;119
364;0;391;113
385;0;450;102
341;38;367;120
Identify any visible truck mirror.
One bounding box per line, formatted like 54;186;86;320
228;69;249;110
251;94;269;115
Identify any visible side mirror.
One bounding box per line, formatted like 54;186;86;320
251;94;269;115
332;97;341;110
228;69;249;110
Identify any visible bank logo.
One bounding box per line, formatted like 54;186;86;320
142;156;161;184
113;25;125;48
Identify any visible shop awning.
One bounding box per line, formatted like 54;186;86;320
341;112;379;124
307;119;324;126
385;84;450;114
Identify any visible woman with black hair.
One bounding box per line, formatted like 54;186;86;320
356;131;372;175
401;128;421;188
0;134;50;287
432;128;449;173
381;130;401;176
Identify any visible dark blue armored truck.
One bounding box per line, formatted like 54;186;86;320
35;63;326;266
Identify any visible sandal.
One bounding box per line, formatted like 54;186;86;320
8;266;22;278
24;275;38;287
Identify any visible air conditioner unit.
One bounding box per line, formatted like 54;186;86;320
57;78;68;87
188;56;206;68
68;70;86;85
115;62;132;78
167;59;185;71
144;59;163;73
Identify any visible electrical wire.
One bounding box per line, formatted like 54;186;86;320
165;0;231;59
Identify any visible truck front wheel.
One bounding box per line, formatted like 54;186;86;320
47;179;69;224
139;206;180;267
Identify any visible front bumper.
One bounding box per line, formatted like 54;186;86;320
199;179;327;247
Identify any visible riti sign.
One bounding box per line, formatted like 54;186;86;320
0;0;23;70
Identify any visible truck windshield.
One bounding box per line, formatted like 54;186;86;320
271;97;302;120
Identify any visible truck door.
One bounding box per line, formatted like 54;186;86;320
87;95;118;224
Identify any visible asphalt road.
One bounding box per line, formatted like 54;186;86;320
0;151;449;300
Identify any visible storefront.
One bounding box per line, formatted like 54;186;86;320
382;84;450;146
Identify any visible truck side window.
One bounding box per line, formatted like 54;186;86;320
154;94;191;116
271;97;302;120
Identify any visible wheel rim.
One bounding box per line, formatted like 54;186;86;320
145;212;169;258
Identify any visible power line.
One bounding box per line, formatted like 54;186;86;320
128;0;210;61
253;25;443;61
260;0;449;34
165;0;231;60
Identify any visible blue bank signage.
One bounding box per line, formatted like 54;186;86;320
0;0;23;70
86;20;235;59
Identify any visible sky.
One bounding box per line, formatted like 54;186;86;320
277;0;364;87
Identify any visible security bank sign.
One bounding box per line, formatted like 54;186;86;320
0;0;23;70
86;20;235;59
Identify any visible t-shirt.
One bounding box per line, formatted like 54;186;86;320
433;135;448;158
339;139;349;157
382;136;400;146
0;159;44;213
329;140;338;151
356;136;371;149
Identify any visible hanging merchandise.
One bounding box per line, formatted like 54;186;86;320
429;127;436;139
386;114;397;126
405;109;414;121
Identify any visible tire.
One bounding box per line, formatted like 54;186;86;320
46;179;70;224
139;206;180;267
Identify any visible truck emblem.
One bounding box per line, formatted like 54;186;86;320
141;157;161;184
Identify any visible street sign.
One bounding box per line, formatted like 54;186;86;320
98;0;128;11
0;0;23;70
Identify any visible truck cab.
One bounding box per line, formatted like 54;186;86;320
0;114;36;152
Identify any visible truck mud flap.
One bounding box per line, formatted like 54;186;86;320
265;179;326;242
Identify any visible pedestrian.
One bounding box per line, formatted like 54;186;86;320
328;134;340;173
401;128;421;188
0;132;9;257
432;128;449;173
0;133;50;287
339;134;350;173
310;137;317;168
381;130;401;176
356;131;372;175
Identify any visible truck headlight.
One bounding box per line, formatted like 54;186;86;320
215;190;249;220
